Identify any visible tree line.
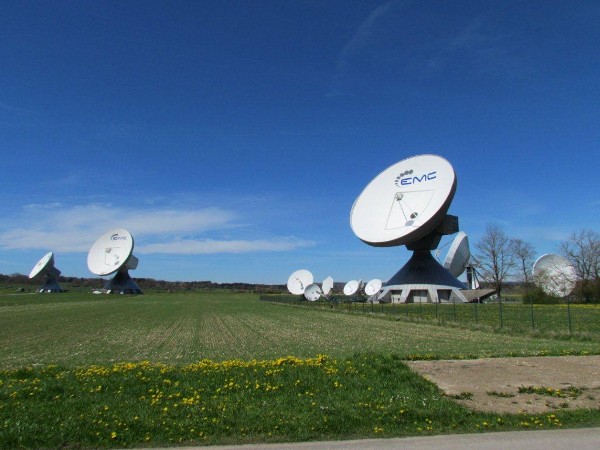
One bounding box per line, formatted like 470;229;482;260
474;226;600;302
0;273;286;294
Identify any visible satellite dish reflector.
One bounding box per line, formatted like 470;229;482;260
343;280;359;296
87;228;142;294
88;228;135;276
322;276;334;296
444;231;470;277
29;252;64;293
350;154;456;247
304;283;322;301
287;269;313;295
533;254;577;297
29;252;57;279
364;279;382;296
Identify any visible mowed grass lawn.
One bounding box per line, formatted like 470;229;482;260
1;291;600;367
2;291;600;449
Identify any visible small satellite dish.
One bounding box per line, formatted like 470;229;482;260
443;231;470;277
533;254;577;297
29;252;56;279
364;279;383;296
350;154;456;247
304;283;322;301
29;252;64;293
87;228;142;294
343;280;359;296
287;269;313;295
321;276;334;296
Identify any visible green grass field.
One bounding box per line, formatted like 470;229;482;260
263;295;600;339
2;292;600;367
1;291;600;448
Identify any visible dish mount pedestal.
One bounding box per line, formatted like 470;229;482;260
380;214;467;303
104;268;143;294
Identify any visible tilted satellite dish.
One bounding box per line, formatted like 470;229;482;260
364;278;383;296
343;280;360;296
533;254;577;297
29;252;64;293
304;283;322;301
287;269;314;295
321;276;334;296
350;154;456;247
444;231;470;277
87;228;142;294
350;154;468;304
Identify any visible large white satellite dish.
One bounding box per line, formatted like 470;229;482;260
343;280;360;296
29;252;64;293
321;276;334;296
87;228;142;294
444;231;470;277
304;283;322;301
364;278;383;296
287;269;313;295
350;154;468;304
350;154;456;247
533;254;577;298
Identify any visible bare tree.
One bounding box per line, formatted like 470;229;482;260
511;238;536;292
474;224;515;298
560;229;600;302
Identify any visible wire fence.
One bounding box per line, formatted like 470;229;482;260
259;295;600;338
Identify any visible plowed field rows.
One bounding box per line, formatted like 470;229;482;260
1;291;599;367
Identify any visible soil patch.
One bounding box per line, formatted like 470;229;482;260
407;355;600;414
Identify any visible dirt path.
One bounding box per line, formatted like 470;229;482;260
406;355;600;414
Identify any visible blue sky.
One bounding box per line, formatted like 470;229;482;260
1;1;599;284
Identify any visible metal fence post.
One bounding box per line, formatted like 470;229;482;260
530;295;535;331
567;296;573;335
498;296;503;328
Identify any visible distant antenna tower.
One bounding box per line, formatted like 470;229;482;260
342;280;362;301
321;276;334;299
303;283;322;301
286;269;313;296
443;231;483;289
29;252;64;293
364;278;383;301
87;228;142;294
533;254;577;298
287;270;335;302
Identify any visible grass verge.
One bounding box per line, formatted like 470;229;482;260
2;354;600;449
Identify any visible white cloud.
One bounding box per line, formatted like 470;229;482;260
0;203;312;254
336;0;398;71
138;238;314;255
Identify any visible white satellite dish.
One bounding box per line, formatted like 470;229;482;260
87;228;142;294
287;269;314;295
350;154;468;304
304;283;322;301
321;276;334;296
343;280;360;296
350;154;456;247
29;251;64;293
533;254;577;298
444;231;470;277
364;278;383;296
